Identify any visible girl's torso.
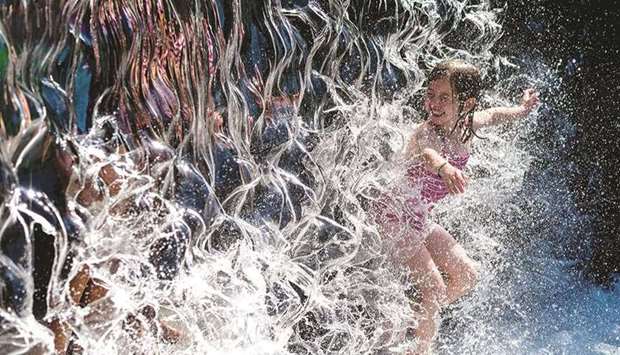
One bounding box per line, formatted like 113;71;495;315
406;123;471;204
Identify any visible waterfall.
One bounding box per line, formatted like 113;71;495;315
1;1;617;354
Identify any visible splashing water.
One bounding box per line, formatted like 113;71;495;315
0;1;617;354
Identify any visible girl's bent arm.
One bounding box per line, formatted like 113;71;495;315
407;127;468;194
472;88;539;130
419;146;468;194
421;147;448;175
407;128;446;174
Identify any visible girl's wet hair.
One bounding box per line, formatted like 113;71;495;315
429;60;483;142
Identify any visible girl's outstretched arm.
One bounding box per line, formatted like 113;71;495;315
472;88;540;130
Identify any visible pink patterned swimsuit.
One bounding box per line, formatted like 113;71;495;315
406;150;470;205
373;149;470;248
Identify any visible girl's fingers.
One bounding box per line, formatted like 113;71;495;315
455;179;465;194
523;88;538;103
455;173;467;193
451;177;459;193
445;178;455;194
459;172;468;186
525;89;540;105
446;175;465;194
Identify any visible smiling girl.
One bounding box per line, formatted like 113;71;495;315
374;59;539;354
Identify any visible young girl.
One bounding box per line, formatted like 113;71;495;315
374;59;539;354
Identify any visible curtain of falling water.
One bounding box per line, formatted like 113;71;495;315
0;1;550;354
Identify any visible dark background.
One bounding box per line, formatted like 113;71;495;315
493;0;620;286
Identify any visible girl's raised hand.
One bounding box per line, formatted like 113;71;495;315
521;88;540;113
439;163;468;194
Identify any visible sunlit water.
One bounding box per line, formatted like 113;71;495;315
0;1;618;354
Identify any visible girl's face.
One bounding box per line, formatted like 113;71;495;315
423;77;459;128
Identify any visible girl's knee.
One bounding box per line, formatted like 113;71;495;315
464;261;479;286
455;260;479;293
419;275;448;306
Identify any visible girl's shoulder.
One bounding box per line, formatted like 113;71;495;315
409;121;425;135
411;122;436;142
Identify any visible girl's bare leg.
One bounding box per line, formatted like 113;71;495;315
405;246;447;355
424;224;479;304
